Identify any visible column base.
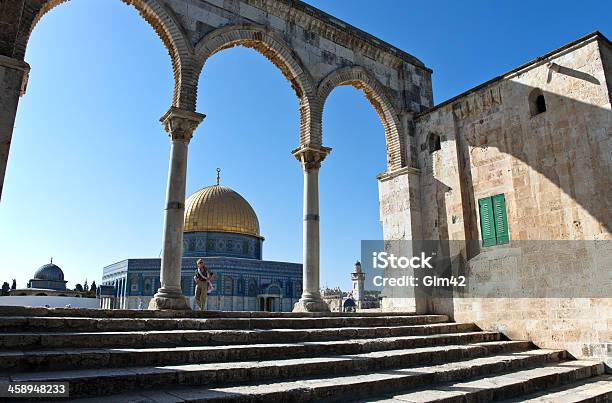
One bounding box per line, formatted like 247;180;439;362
148;293;190;310
292;298;330;313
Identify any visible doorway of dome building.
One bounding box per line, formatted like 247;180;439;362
258;295;280;312
258;283;282;311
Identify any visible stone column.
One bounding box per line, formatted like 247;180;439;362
149;107;204;310
0;56;30;203
123;278;128;309
292;145;331;312
117;279;122;309
124;278;127;308
121;279;125;309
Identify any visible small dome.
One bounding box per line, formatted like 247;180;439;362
184;185;261;238
34;263;65;281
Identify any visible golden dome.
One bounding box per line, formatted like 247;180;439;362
184;185;262;238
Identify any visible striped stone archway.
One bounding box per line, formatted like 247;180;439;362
193;24;319;146
317;66;405;171
12;0;196;110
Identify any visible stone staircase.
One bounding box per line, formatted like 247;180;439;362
0;306;610;402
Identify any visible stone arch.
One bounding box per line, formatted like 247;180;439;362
317;66;405;170
13;0;196;110
528;88;547;116
247;279;257;297
222;275;233;295
265;283;282;295
193;24;318;145
428;132;441;153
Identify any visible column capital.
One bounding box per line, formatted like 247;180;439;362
292;144;332;171
376;166;421;182
160;107;205;142
0;55;29;72
0;55;30;97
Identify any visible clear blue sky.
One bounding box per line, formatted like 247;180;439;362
0;0;609;291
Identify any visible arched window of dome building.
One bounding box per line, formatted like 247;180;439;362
248;279;257;297
223;276;234;295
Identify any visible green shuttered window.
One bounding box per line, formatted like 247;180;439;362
479;197;496;247
478;194;509;246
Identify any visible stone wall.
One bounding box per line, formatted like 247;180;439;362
377;167;423;312
0;295;99;309
410;33;611;363
118;295;297;311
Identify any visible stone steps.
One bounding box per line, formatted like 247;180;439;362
0;314;449;332
0;308;608;402
63;351;603;402
0;306;418;318
1;331;512;372
0;322;478;350
501;374;612;402
10;344;555;398
365;361;607;402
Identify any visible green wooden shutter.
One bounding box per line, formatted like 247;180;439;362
492;194;509;244
479;197;496;247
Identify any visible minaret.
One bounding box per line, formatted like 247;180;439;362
351;261;365;309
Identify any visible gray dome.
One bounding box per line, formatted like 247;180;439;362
34;263;65;281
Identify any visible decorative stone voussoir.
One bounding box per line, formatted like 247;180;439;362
160;107;205;143
316;66;406;170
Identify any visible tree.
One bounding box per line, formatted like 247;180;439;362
11;279;16;290
75;284;83;292
89;281;97;295
1;282;9;296
83;279;88;292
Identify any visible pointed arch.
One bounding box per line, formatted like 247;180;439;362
193;24;318;146
14;0;196;110
317;66;405;170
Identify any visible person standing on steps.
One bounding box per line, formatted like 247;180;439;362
194;258;213;310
